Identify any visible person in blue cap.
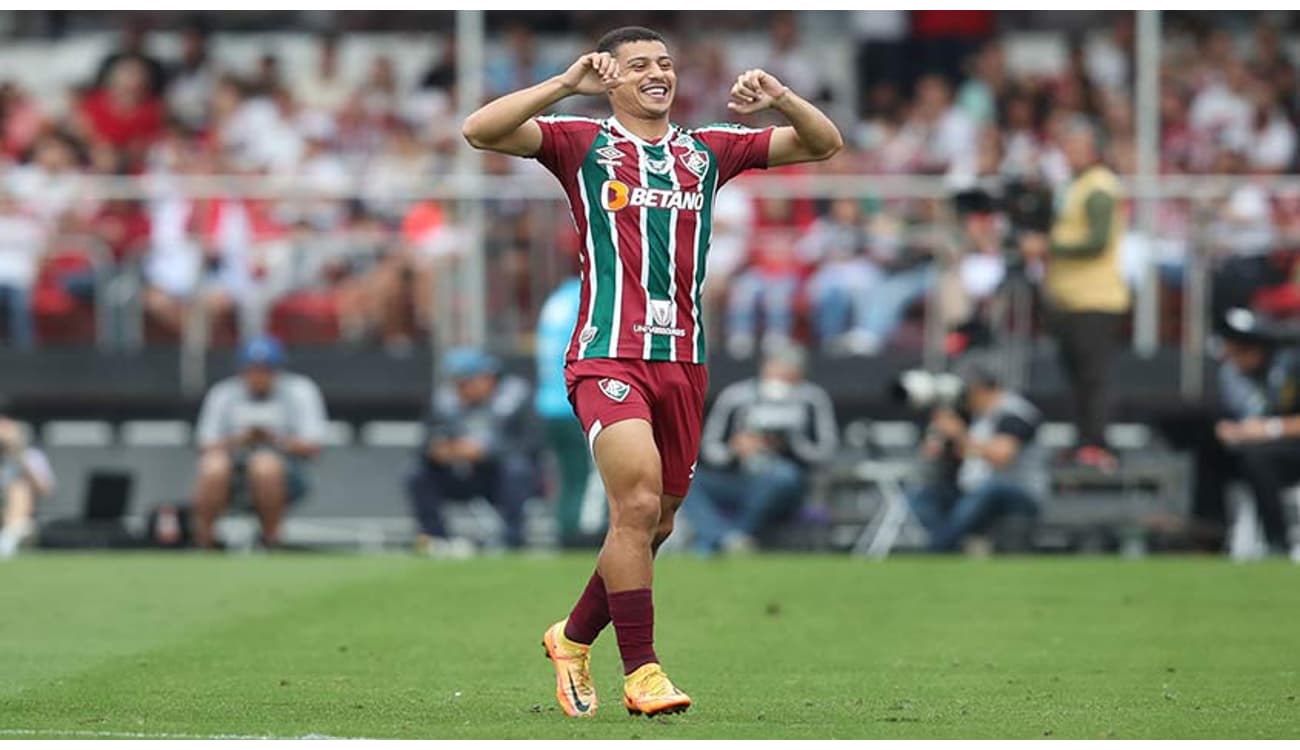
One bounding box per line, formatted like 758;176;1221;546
407;346;539;555
193;335;328;548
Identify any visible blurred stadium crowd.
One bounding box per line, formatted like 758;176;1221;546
2;11;1299;355
3;11;1300;559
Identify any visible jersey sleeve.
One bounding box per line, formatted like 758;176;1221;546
694;125;775;185
533;116;601;178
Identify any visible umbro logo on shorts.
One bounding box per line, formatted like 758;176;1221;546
598;378;631;402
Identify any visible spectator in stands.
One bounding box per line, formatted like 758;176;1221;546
8;130;85;228
725;196;811;358
903;74;978;174
682;345;837;555
1244;82;1296;174
165;24;216;131
1202;309;1300;554
907;356;1043;554
0;184;48;350
751;11;823;118
535;277;599;548
192;336;327;549
299;33;352;115
800;197;882;353
955;41;1006;126
357;54;401;124
0;416;54;559
94;22;167;99
0;82;44;161
75;57;165;168
406;347;538;555
1208;147;1280;323
702;179;754;343
1021;117;1128;472
418;34;457;93
484;23;560;100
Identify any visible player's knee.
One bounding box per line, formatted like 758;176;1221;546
247;450;285;481
612;490;661;534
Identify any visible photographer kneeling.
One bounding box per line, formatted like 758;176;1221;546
1206;309;1300;554
906;358;1045;553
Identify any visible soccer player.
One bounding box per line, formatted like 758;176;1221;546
462;25;842;717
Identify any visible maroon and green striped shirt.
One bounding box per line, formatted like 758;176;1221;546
534;115;773;364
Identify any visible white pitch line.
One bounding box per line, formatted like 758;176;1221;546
0;729;375;740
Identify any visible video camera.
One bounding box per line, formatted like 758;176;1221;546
890;370;967;411
951;177;1054;234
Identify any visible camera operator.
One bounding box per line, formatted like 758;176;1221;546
0;416;54;558
1020;118;1129;472
681;345;838;555
1198;309;1300;554
906;357;1044;553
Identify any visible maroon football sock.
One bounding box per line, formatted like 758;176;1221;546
608;588;658;675
563;571;610;646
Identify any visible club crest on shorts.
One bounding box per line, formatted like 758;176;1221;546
598;378;630;402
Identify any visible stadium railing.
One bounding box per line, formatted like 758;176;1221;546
21;171;1300;404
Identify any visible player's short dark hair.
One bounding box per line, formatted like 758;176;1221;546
595;26;666;56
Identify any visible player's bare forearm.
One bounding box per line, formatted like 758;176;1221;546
769;91;842;167
460;78;571;156
462;51;622;157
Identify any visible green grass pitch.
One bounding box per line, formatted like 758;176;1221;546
1;553;1297;739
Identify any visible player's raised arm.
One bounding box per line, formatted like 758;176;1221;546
727;68;842;167
461;52;622;157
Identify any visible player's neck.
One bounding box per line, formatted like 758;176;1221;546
610;111;671;143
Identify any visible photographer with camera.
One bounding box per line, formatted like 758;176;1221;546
192;335;328;549
905;357;1044;553
0;416;55;558
1197;309;1300;555
681;345;837;555
1020;118;1129;472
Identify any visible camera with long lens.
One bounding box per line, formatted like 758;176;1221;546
889;370;967;411
952;176;1054;271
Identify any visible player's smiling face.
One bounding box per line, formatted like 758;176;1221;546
609;40;676;119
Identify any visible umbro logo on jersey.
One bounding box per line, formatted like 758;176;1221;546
595;145;624;166
579;326;597;344
598;378;631;402
601;180;704;212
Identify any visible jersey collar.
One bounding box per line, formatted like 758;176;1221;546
606;115;677;147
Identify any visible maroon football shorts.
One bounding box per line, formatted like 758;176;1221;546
565;358;708;497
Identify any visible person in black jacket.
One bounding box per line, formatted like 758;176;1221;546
406;348;539;555
680;345;838;555
1205;309;1300;554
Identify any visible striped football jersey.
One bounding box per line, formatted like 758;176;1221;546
534;115;773;364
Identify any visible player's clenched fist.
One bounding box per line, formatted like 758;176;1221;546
559;52;622;95
727;68;789;114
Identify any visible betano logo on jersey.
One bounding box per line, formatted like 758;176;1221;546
600;180;704;213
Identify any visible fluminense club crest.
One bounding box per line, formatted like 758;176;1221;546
683;150;709;178
598;378;631;402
